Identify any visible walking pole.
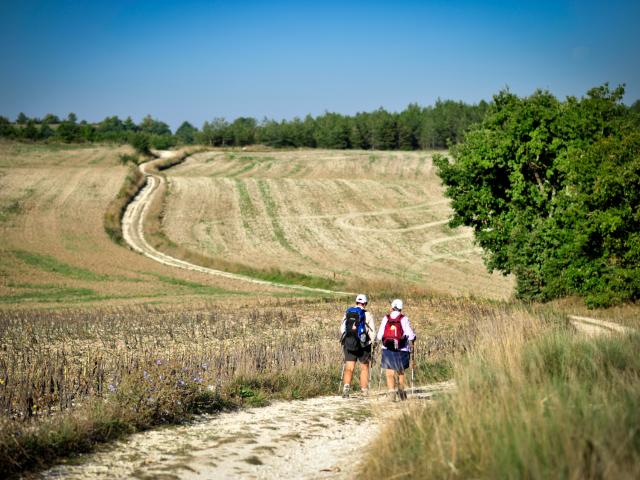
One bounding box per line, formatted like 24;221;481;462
368;344;373;386
339;361;345;394
410;341;416;394
377;347;384;393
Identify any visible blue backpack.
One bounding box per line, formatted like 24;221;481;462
343;306;368;351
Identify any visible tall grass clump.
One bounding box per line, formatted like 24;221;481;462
103;165;145;244
361;316;640;479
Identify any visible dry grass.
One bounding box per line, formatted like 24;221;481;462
360;309;640;479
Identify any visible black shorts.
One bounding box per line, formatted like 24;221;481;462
343;344;372;363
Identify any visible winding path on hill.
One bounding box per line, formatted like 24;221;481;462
121;151;353;296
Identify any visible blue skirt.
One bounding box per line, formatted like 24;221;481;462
381;349;410;371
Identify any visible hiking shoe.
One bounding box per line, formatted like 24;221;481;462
342;384;350;398
361;387;369;397
398;389;408;401
387;390;397;402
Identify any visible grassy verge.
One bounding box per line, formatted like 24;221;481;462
12;250;108;281
361;322;640;479
0;364;338;479
103;164;146;244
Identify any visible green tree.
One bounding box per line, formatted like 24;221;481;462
229;117;256;146
21;120;40;141
55;119;82;143
123;116;138;132
80;123;96;142
42;113;60;124
314;112;350;149
39;121;54;140
16;112;28;125
200;118;231;146
130;132;151;155
175;121;198;145
139;115;171;136
0;116;16;138
397;103;422;150
434;84;638;306
369;108;397;150
96;116;126;142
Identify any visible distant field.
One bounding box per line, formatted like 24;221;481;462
162;150;514;299
0;142;284;307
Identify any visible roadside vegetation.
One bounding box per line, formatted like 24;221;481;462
361;315;640;479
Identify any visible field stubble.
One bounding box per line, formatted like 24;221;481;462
159;150;514;299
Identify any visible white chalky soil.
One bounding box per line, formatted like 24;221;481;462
40;383;455;480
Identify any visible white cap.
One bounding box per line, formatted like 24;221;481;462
391;298;403;310
355;293;368;304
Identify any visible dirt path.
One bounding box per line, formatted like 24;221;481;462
121;152;353;296
40;382;456;479
568;314;633;337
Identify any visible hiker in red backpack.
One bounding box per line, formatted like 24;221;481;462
340;294;376;398
376;298;416;401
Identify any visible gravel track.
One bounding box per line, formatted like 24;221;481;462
40;382;456;480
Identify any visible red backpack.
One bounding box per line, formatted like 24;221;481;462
382;314;406;351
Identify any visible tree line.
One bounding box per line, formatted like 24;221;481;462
0;100;490;150
435;84;640;307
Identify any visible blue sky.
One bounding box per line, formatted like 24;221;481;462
1;0;638;130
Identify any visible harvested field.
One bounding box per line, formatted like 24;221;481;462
0;143;287;308
161;150;514;299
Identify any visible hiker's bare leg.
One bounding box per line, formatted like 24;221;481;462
397;371;405;390
385;369;396;390
360;361;369;389
343;361;356;385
